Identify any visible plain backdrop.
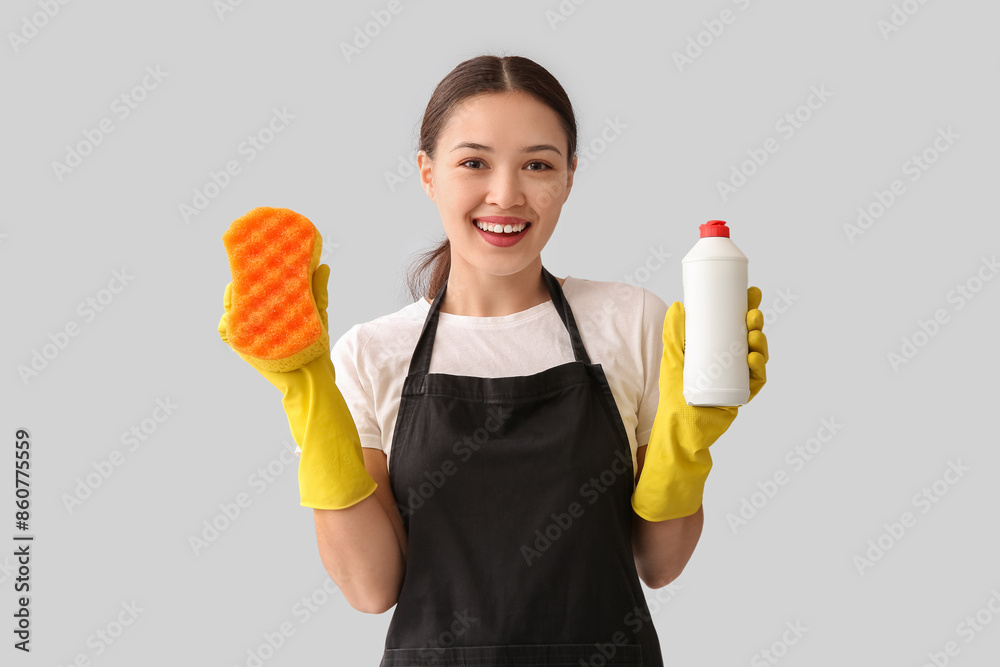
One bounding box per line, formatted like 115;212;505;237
2;1;999;665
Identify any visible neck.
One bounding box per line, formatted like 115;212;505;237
433;258;555;317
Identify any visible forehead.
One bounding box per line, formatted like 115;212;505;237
441;91;565;146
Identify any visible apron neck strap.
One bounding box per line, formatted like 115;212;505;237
408;266;591;377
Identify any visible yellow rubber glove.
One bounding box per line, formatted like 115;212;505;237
219;263;378;510
631;286;769;522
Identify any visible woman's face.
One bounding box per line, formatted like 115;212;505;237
418;90;576;279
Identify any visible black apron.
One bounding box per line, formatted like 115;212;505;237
379;266;663;667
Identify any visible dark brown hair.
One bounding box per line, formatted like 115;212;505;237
403;54;579;302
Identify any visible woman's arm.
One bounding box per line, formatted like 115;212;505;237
631;444;704;588
313;448;407;614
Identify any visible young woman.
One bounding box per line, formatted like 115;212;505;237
219;54;768;667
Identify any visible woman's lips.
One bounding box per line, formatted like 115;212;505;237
472;218;531;247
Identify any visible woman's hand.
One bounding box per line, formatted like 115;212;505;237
217;216;377;511
631;287;769;522
747;286;769;401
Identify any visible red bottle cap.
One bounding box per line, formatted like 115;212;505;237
700;220;730;238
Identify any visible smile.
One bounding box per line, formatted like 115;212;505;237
473;219;530;234
471;218;531;247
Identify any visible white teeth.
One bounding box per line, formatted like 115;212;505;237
475;220;528;234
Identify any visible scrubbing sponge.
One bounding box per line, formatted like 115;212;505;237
221;207;329;372
218;206;378;510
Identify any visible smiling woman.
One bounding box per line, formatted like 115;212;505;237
273;54;716;667
410;87;578;317
403;56;580;317
212;52;741;667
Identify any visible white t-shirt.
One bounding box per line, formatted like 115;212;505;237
320;275;670;476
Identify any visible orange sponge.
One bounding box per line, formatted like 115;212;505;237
221;207;329;372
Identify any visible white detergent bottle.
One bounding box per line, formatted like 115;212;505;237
681;220;749;407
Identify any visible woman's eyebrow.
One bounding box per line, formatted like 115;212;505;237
450;141;562;156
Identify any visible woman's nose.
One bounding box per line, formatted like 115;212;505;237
485;168;525;210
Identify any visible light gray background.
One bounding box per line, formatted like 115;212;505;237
3;1;999;665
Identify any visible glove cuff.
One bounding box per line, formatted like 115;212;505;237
632;445;712;521
276;355;379;510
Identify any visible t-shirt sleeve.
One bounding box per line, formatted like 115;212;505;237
292;324;383;456
635;288;670;447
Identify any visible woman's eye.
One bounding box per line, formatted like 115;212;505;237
459;160;552;171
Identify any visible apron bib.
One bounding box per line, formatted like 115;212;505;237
379;266;663;667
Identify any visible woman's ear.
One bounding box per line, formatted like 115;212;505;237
417;150;434;200
565;155;577;196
